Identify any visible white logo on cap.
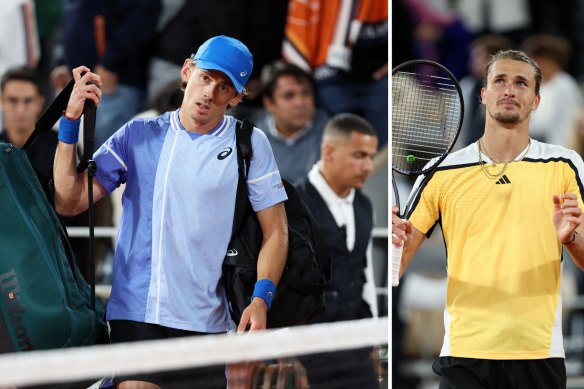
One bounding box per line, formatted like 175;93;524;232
240;71;247;77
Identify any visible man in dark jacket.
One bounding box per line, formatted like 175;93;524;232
296;113;379;389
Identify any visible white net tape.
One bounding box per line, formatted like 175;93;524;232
0;317;388;387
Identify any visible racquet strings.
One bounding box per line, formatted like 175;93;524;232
392;63;462;175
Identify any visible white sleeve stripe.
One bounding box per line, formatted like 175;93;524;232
282;40;311;71
332;0;353;46
247;170;279;184
103;144;128;171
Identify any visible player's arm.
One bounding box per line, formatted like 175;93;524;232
400;226;426;278
54;66;108;217
237;202;288;333
392;204;426;278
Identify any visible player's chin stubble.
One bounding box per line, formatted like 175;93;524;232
490;109;525;125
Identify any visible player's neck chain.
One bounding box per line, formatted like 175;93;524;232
476;138;531;179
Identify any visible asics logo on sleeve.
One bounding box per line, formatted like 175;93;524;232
217;147;233;160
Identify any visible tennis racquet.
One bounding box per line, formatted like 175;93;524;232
392;60;464;286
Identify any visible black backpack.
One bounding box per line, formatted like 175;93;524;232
222;119;332;328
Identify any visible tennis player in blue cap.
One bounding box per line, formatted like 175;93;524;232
54;35;289;389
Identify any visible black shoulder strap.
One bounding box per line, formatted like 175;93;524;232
22;76;97;173
235;119;254;178
23;79;75;150
231;119;255;238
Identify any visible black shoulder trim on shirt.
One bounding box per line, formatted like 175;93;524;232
426;219;439;238
523;157;574;163
438;216;449;270
423;216;449;270
523;157;584;203
433;161;481;172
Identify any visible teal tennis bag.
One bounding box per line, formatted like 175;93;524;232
0;142;108;352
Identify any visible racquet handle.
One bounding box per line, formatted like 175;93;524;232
392;243;403;287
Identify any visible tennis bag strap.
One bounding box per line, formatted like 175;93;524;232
225;119;331;327
231;119;254;237
22;79;75;150
22;77;99;311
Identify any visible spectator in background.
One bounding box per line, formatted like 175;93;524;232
521;33;583;147
33;0;62;101
0;67;52;182
296;114;379;389
401;0;472;80
283;0;388;147
401;0;532;80
56;0;161;149
569;107;584;158
457;34;512;148
0;0;40;128
133;78;184;119
455;0;531;45
0;0;39;78
392;0;416;67
256;61;328;186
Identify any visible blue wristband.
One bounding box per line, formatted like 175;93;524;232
58;114;81;144
252;279;276;310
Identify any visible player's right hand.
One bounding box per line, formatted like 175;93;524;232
392;205;412;247
65;66;102;120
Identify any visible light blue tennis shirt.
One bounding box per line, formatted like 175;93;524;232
94;110;288;332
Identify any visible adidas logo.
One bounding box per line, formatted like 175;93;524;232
495;175;511;185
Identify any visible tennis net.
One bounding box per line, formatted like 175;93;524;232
0;317;388;389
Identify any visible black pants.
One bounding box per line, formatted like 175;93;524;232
432;356;566;389
109;320;226;389
298;347;379;389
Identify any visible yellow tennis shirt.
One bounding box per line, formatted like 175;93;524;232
409;139;584;359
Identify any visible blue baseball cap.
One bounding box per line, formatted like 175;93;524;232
192;35;253;94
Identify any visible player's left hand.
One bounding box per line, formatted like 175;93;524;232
553;193;582;244
65;66;102;120
237;297;267;334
